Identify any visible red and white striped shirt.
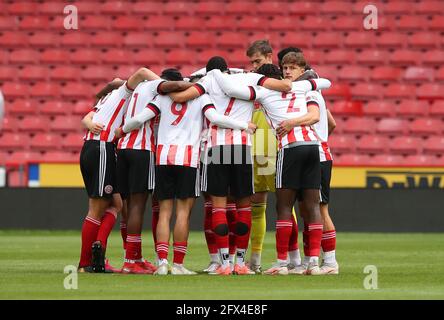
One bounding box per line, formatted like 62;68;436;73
195;72;266;148
149;94;216;168
84;83;133;143
117;79;165;151
255;80;321;149
307;91;333;161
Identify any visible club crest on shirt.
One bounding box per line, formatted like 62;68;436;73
104;185;113;194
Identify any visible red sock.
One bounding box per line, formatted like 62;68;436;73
120;221;127;250
212;207;228;250
235;205;251;250
152;199;159;244
96;211;116;250
322;230;336;252
173;241;187;264
227;203;237;255
307;223;323;257
79;216;101;268
125;234;142;261
289;214;299;251
303;225;310;257
156;241;169;260
276;220;292;261
204;200;218;254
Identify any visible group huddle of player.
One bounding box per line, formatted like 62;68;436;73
77;40;339;276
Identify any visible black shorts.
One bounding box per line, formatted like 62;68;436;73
116;149;155;198
276;144;321;191
320;160;332;204
201;145;254;198
80;140;116;199
155;165;200;200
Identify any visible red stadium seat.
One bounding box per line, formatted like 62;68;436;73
38;2;66;15
258;1;285;15
0;66;17;81
327;135;357;154
384;84;416;99
313;65;338;82
19;66;48;82
371;154;405;166
1;117;19;133
269;16;300;32
390;136;422;155
62;133;85;151
436;66;444;81
196;49;225;65
408;32;440;49
40;49;70;64
226;49;250;67
363;100;394;118
163;2;193;15
322;83;351;100
299;17;329;32
100;1;127;15
166;50;195;65
133;49;165;65
195;2;223;15
288;1;320;15
50;116;81;133
71;2;102;14
7;170;27;187
396;100;429;118
61;32;92;48
376;33;408;48
115;65;139;79
41;151;78;163
237;16;270;31
61;82;94;99
335;153;372;166
331;16;362;31
324;50;356;64
142;16;175;31
330;101;363;116
175;16;206;31
185;32;214;49
81;66;114;82
7;2;38;15
403;67;435;82
29;32;58;48
313;32;343;48
0;16;19;31
383;1;412;14
338;66;369;82
2;83;29;98
101;49;133;65
154;32;184;48
303;50;325;65
8;49;38;65
430;100;444;118
376;118;408;136
363;45;390;66
8;99;36;116
320;1;350;14
417;84;444;100
19;116;50;133
91;32;123;48
280;33;312;49
19;16;50;30
409;118;443;136
343;117;377;135
428;15;444;31
70;49;103;65
423;137;444;155
404;155;440;166
415;1;444;14
0;32;29;48
39;101;71;116
397;15;429;31
352;83;384;100
50;66;79;82
30;134;60;151
0;133;27;151
73;100;94;116
80;15;111;31
113;16;142;31
131;1;160;15
226;2;255;15
371;66;402;83
29;82;61;98
204;16;237;31
356;135;389;154
389;50;421;66
6;151;43;165
344;32;375;48
217;32;248;49
123;33;151;48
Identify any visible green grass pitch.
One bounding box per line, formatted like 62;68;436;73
1;230;443;300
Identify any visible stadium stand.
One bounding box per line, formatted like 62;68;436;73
0;0;443;187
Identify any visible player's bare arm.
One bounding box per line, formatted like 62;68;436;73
276;105;320;137
127;67;160;90
203;107;257;133
81;111;104;135
95;78;125;103
262;78;292;92
169;85;201;103
159;81;194;94
327;109;336;135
